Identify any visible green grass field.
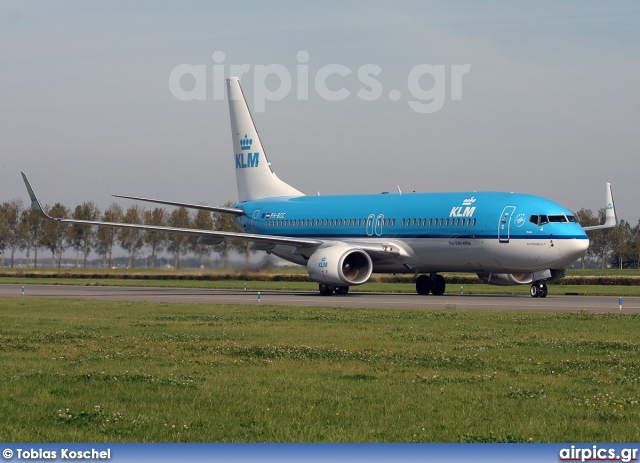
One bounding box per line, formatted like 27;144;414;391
1;298;639;442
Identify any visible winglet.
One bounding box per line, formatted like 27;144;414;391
583;182;618;231
20;172;52;220
603;182;618;228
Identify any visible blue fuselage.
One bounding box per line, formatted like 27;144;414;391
233;191;589;274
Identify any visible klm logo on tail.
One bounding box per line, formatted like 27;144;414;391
236;134;260;169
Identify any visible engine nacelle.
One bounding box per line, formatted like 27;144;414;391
476;272;534;286
477;269;565;286
307;245;373;286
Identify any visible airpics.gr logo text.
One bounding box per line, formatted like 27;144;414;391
169;51;471;113
235;134;260;169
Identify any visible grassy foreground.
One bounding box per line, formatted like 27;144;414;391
1;298;640;442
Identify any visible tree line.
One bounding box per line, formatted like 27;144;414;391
0;199;252;269
568;208;640;269
2;200;640;270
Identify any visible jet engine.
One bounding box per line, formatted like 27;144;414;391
307;245;373;286
477;269;565;286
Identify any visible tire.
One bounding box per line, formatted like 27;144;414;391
530;284;539;298
416;275;432;295
319;284;334;296
431;274;446;296
335;286;349;295
539;284;548;298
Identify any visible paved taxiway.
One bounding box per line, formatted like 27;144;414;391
1;284;638;313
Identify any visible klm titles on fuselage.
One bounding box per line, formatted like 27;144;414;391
449;197;477;218
236;134;260;169
449;206;476;218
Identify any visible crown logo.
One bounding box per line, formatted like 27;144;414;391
462;197;476;206
240;134;252;150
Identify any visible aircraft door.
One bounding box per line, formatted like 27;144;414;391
366;214;375;236
375;214;384;236
498;206;516;243
251;210;260;233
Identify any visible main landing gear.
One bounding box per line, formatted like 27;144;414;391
530;281;548;298
416;274;446;296
319;285;349;296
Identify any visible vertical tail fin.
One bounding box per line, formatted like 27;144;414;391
226;77;303;202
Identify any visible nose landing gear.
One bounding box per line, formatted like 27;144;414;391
530;281;548;298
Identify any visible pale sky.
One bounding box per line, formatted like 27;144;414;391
2;1;639;223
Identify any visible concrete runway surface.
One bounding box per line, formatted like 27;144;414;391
1;284;638;313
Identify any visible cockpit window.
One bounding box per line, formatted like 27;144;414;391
530;214;573;225
529;214;549;226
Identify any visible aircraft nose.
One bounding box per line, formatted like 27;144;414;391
560;237;589;261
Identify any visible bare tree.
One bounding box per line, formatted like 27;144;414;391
68;202;100;268
119;204;145;268
0;204;8;267
19;208;43;267
588;208;617;269
3;199;24;268
95;203;123;268
190;208;213;268
573;208;599;269
213;201;242;268
144;208;167;268
40;203;70;268
167;207;191;269
611;219;633;269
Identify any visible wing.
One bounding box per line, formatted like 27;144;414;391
111;194;244;216
21;172;321;248
22;172;412;263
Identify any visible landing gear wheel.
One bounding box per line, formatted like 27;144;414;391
530;282;547;298
335;286;349;295
539;283;548;298
530;284;539;298
431;274;446;296
319;284;334;296
416;275;432;295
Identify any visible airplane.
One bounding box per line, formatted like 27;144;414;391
22;77;618;298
